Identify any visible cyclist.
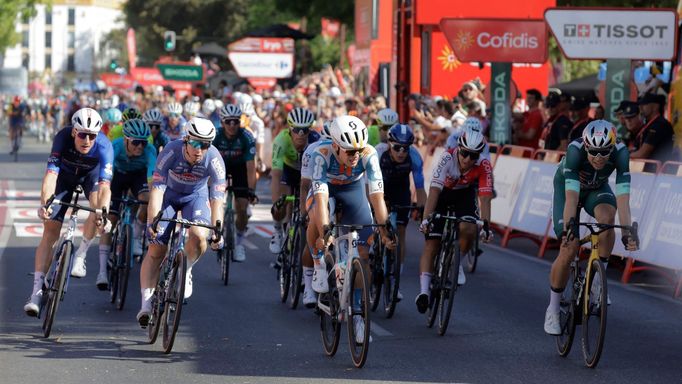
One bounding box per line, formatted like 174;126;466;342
24;108;113;316
375;123;427;301
108;107;144;141
240;100;267;174
368;108;399;147
202;99;221;128
102;108;123;138
96;119;157;290
446;117;492;162
7;96;28;155
164;102;187;140
143;109;170;153
137;117;225;327
270;107;320;254
415;129;494;313
213;104;258;262
544;120;639;335
183;101;200;121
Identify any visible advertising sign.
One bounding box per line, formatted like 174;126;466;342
228;37;294;53
491;156;530;226
228;52;294;79
99;73;133;89
490;62;512;145
127;28;137;69
440;19;548;63
545;8;678;60
130;67;165;86
605;59;632;137
156;63;204;82
508;160;556;236
247;77;277;90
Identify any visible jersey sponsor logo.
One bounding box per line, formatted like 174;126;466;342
194;210;202;216
170;171;200;183
152;172;165;183
214;182;227;193
157;150;174;169
249;147;256;155
433;153;451;180
104;163;113;176
211;156;225;178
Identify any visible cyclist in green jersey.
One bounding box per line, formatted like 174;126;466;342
544;120;639;335
367;108;399;147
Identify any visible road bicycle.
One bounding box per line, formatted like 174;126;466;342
556;218;639;368
424;212;484;336
40;186;106;337
216;181;254;286
147;211;221;354
107;195;147;310
275;194;306;309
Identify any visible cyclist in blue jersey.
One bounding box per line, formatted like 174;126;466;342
137;117;226;327
375;123;427;301
143;109;170;153
24;108;114;316
163;102;187;140
96;119;157;290
307;115;395;341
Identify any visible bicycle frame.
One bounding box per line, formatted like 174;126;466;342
317;228;360;321
579;232;601;318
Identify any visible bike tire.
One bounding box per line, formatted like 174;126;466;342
556;262;578;357
162;250;187;354
427;242;448;329
147;288;162;344
369;233;383;312
438;245;460;336
463;233;480;273
289;222;304;309
347;258;371;368
320;264;341;357
582;259;608;368
116;224;133;310
108;228;119;304
42;241;72;338
220;209;234;286
279;232;291;303
382;242;401;319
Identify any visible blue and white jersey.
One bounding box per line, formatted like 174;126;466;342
152;139;226;200
301;138;332;180
375;143;425;190
162;115;188;140
445;132;492;164
309;142;383;195
47;126;114;183
112;137;157;180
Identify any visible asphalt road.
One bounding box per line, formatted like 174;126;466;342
1;140;681;384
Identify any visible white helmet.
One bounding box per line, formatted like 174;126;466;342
287;107;315;128
252;94;263;104
240;101;255;117
582;120;617;149
167;102;183;115
219;104;242;121
462;117;482;133
202;99;216;115
321;120;332;140
143;109;163;124
239;93;253;105
186;117;216;141
376;108;399;127
184;101;199;117
232;91;243;103
330;115;368;150
72;108;103;133
214;99;224;110
457;129;486;152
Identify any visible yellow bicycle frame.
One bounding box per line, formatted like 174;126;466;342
580;232;602;317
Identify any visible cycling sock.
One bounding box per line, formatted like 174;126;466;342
33;272;45;295
236;231;244;246
273;221;283;232
141;288;154;307
353;288;362;311
548;289;562;313
98;244;109;274
419;272;432;295
75;237;94;259
303;267;313;289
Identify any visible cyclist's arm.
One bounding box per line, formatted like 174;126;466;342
614;144;633;231
423;187;441;221
311;151;330;236
246;160;257;191
243;133;257;191
40;172;58;206
477;159;494;223
97;138;115;211
148;147;174;222
424;150;450;219
271;135;285;202
207;149;227;227
410;147;427;206
562;146;582;232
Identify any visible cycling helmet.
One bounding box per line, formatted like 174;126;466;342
71;108;103;133
123;118;150;140
240;101;255;117
142;109;163;124
122;107;142;122
186;117;216;141
167;102;183;115
329;115;368;150
219;104;242;121
183;101;199;117
457;129;486;152
105;108;122;124
387;123;415;145
582;120;617;149
320;120;332;140
202;99;216;115
287;107;315;128
462;117;483;133
214;99;224;110
252;94;263;104
376;108;399;127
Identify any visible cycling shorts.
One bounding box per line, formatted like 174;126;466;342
426;187;478;240
151;189;212;245
385;188;412;226
281;164;301;190
49;169;99;222
110;169;148;208
552;172;616;238
227;162;249;199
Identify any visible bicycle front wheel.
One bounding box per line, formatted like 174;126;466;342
162;250;187;354
347;258;371;368
427;243;448;329
220;209;234;285
382;242;401;319
320;265;341;357
582;259;608;368
147;287;162;344
369;234;383;312
556;262;578;357
437;245;460;336
463;233;480;273
115;224;133;310
288;223;304;309
108;228;119;304
42;241;72;338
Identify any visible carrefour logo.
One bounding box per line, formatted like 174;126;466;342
563;24;668;39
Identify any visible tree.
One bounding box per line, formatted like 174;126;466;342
0;0;44;55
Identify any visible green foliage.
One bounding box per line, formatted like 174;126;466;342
0;0;45;54
309;35;341;72
273;0;354;32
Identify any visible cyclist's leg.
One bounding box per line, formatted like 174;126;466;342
71;173;100;277
131;170;150;255
584;186;617;259
230;165;250;247
182;193;211;267
453;187;479;254
98;171;126;279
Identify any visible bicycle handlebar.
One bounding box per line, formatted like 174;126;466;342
45;194;107;216
150;211;222;242
565;218;639;247
428;213;485;227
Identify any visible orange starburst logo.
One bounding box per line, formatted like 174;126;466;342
453;31;474;52
438;45;460;72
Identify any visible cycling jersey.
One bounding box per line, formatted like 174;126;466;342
445;132;492;162
111;137;157;182
152;131;171;153
248;115;266;144
163;115;188;140
430;147;493;196
47;126;114;183
375;143;425;191
272;130;321;171
367;125;382;146
107;124;154;145
309;142;383;195
301;139;332;180
558;139;630;194
151;139;226;201
213;127;256;165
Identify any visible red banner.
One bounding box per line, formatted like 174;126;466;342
247;77;277;90
321;18;341;39
126;28;137;69
130;67;165;86
229;37;295;53
440;19;548;63
355;0;372;48
100;73;133;89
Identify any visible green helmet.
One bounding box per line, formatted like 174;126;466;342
123;118;150;140
122;107;142;122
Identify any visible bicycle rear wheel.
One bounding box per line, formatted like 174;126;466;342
382;242;401;319
347;258;370;368
147;288;162;344
108;228;119;304
115;224;133;310
427;244;448;328
320;266;341;357
279;232;292;303
162;250;187;354
582;259;608;368
42;241;72;338
288;223;304;309
556;263;578;357
437;245;460;336
220;209;233;285
369;233;383;312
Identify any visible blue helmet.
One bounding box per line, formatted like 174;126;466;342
387;123;414;145
105;108;122;124
123;118;150;140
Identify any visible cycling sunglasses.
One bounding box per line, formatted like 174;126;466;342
187;139;211;150
291;127;310;135
343;148;361;156
380;125;392;131
222;119;240;126
587;147;612;158
149;124;161;130
130;139;148;147
391;143;410;153
76;132;97;141
458;148;480;160
169;112;181;118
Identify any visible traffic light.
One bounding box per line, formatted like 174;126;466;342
109;59;118;71
164;30;176;52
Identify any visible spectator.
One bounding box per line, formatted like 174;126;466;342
613;100;629;131
567;96;592;142
459;81;486;117
515;89;544;147
622;101;643;149
630;93;674;161
538;92;572;150
594;104;605;120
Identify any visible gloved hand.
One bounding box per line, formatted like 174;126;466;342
211;234;224;250
419;219;430;234
479;220;493;243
